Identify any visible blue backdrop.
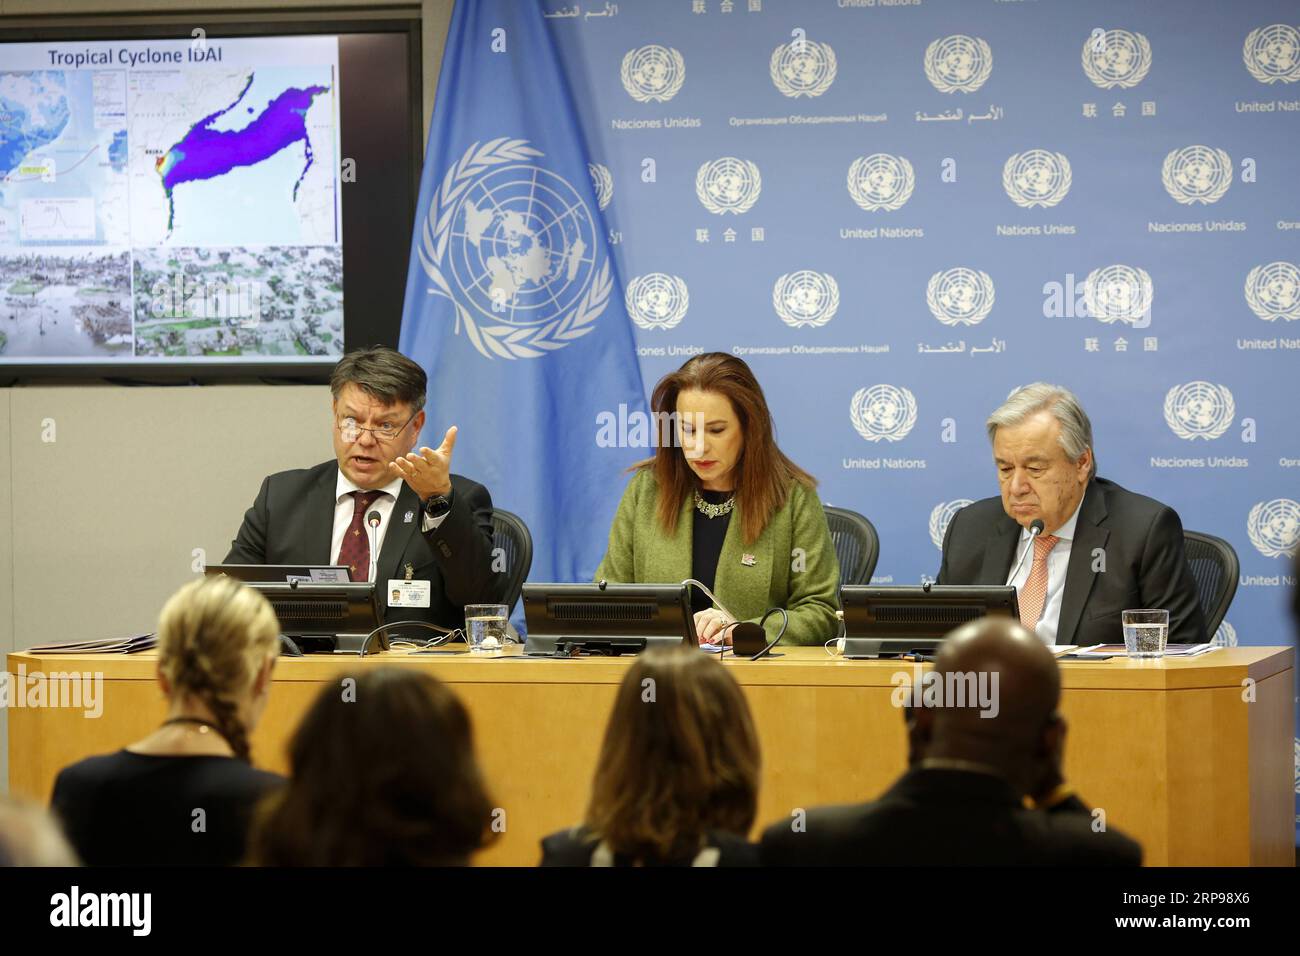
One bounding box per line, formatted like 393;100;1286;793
401;0;1299;838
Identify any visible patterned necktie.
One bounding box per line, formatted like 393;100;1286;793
335;490;383;582
1017;534;1060;630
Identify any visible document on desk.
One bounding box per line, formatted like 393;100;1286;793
1067;643;1218;659
26;633;157;654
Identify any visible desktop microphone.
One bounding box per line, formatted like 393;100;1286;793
366;510;383;584
1006;518;1045;587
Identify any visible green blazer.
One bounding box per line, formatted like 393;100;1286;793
595;468;841;646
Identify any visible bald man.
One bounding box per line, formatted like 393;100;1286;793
760;618;1142;865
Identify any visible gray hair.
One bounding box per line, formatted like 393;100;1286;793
986;383;1096;479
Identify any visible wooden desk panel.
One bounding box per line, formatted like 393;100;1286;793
6;646;1294;866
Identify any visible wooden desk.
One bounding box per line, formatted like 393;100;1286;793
6;645;1294;866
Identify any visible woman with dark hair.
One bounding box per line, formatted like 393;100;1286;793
597;351;840;645
50;575;283;866
541;645;760;866
247;668;496;866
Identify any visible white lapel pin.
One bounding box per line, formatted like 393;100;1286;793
741;553;756;567
404;510;415;523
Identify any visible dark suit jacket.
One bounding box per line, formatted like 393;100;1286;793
224;460;497;631
760;767;1142;866
540;825;758;867
937;477;1207;646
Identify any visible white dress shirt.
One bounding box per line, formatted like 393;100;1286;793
1005;496;1084;645
330;471;449;579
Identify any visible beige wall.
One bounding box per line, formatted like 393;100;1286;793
0;0;455;790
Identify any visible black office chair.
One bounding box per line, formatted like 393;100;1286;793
1182;530;1239;637
823;505;880;586
490;508;534;615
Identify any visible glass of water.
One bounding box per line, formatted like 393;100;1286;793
1122;608;1169;659
465;604;509;654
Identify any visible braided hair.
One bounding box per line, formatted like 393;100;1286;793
157;576;279;762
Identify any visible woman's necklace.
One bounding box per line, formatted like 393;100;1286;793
694;489;735;519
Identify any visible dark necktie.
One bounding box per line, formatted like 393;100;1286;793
335;490;383;582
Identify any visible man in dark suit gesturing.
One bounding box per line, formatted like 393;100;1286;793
225;346;497;632
938;382;1206;646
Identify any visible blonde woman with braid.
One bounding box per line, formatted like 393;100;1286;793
51;576;284;866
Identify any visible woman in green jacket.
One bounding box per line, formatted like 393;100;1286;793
596;352;840;647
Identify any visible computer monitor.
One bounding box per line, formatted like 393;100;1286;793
205;564;352;583
839;584;1019;659
522;583;697;656
243;581;384;654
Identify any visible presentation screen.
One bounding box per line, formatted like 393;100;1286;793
0;25;418;378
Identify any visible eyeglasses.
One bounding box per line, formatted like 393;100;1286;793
335;412;417;444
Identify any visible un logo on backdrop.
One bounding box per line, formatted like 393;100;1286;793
923;35;993;93
625;273;689;330
588;163;614;211
1082;265;1153;325
696;157;762;214
1212;620;1238;648
1081;29;1152;88
926;268;994;326
1003;150;1071;208
417;138;610;360
929;500;974;550
773;271;839;328
1243;24;1300;84
621;45;686;102
848;154;915;212
1244;262;1300;321
1163;382;1235;441
1162;146;1233;204
1247;499;1300;558
770;38;837;97
850;385;918;443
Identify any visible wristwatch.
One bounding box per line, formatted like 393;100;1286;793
422;490;453;520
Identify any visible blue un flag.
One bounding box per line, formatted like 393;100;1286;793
398;0;648;621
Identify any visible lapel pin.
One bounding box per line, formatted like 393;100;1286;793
404;563;415;581
403;509;415;523
741;553;757;567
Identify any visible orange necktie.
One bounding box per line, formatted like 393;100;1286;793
1018;534;1059;630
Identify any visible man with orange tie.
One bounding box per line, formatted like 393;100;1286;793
937;383;1206;646
224;346;497;631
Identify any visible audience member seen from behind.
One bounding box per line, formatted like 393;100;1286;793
541;645;760;866
0;796;79;866
248;668;496;866
761;617;1142;865
50;576;283;865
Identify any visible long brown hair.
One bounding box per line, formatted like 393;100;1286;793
157;576;279;762
247;668;496;866
640;351;813;544
584;646;760;863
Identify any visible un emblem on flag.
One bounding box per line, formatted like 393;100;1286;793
1162;146;1232;205
1247;499;1300;558
1082;265;1153;326
1002;150;1071;208
626;273;689;330
1163;382;1235;441
773;271;839;328
849;385;917;443
923;35;992;93
847;154;915;212
1243;24;1300;84
1244;262;1300;321
770;38;837;98
925;268;994;326
621;45;686;102
416;138;612;360
929;500;973;550
1081;29;1152;89
696;157;762;214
